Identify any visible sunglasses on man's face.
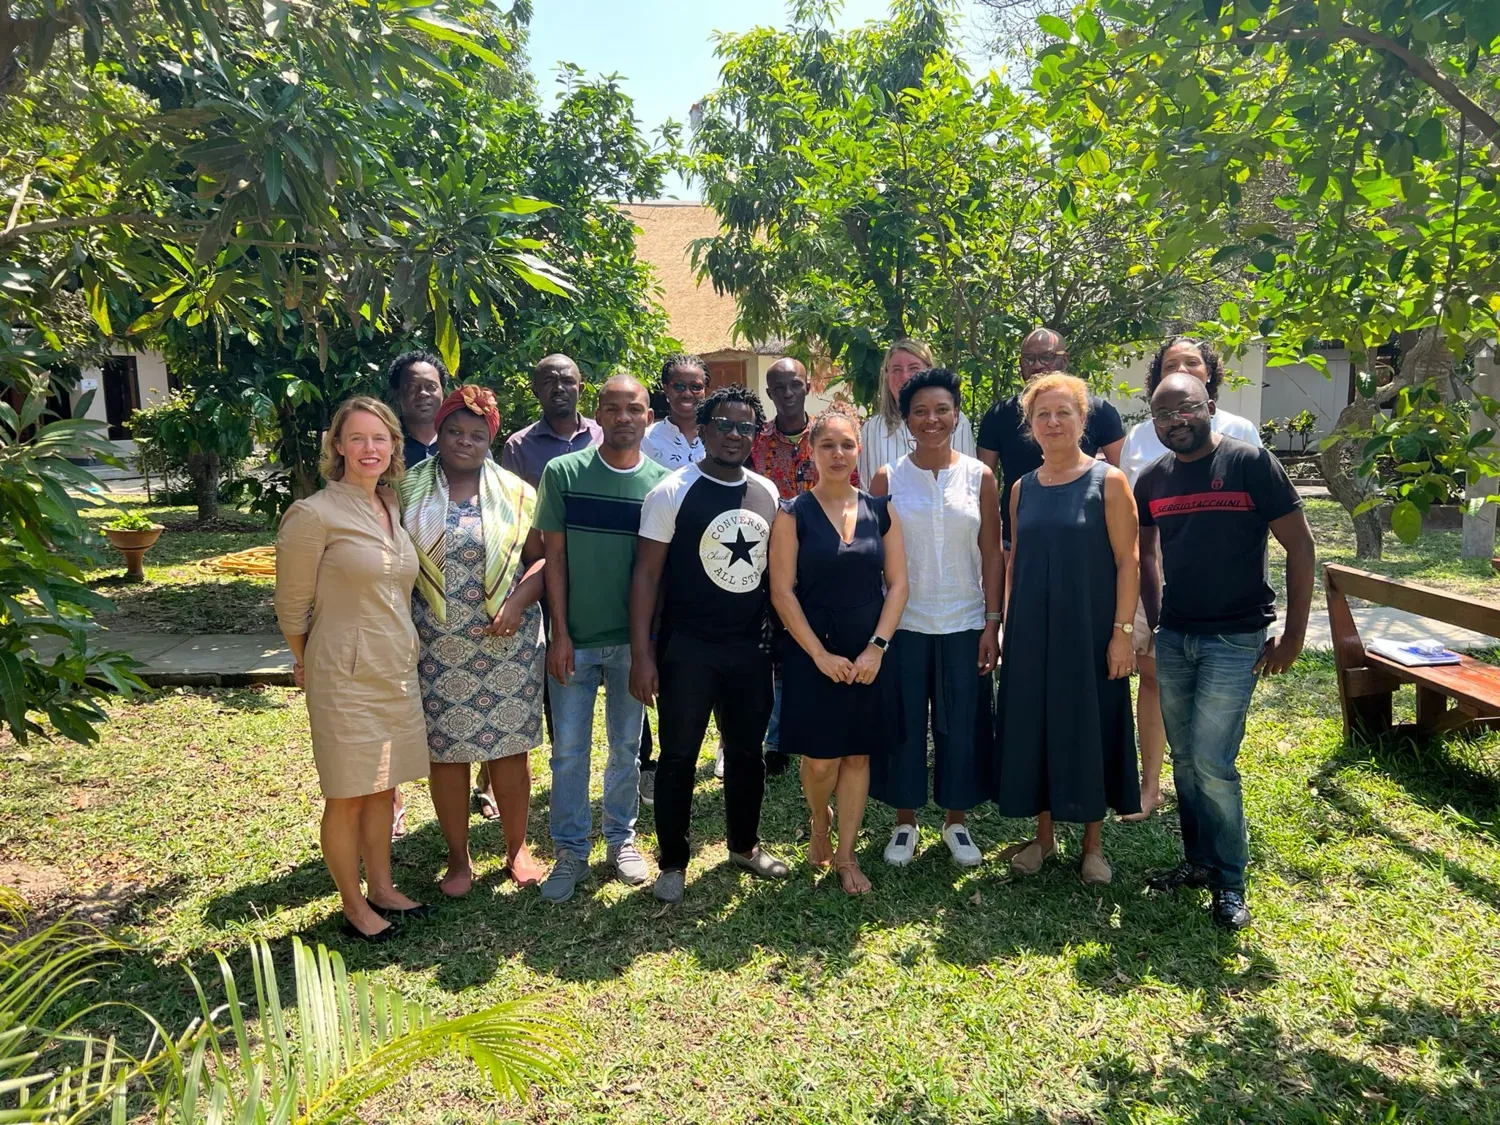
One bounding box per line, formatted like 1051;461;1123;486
670;380;708;395
712;417;758;437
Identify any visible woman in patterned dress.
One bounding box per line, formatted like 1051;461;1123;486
399;386;547;895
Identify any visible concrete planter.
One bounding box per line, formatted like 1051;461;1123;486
104;525;165;582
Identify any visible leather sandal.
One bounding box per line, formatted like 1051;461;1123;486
1009;839;1057;876
834;858;872;895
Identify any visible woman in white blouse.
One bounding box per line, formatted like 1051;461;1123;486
1119;337;1261;824
857;338;976;484
870;368;1004;869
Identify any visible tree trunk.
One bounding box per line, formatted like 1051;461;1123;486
187;451;220;523
1319;405;1384;560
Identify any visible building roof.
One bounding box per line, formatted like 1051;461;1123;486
621;202;750;356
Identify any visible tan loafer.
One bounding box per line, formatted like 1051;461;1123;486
1009;839;1056;876
1081;852;1112;886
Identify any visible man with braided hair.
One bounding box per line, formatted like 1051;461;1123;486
629;384;792;904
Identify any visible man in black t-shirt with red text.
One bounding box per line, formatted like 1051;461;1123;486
1135;373;1314;930
629;385;792;905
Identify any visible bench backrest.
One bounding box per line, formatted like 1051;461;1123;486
1325;564;1500;639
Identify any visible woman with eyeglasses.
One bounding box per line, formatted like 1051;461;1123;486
769;404;908;894
1117;338;1261;825
644;353;711;469
856;339;976;485
869;368;1004;870
994;373;1140;886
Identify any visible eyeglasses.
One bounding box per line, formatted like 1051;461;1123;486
1022;351;1068;366
1151;401;1209;423
712;417;758;437
669;380;708;395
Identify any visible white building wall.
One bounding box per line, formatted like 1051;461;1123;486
1259;349;1352;448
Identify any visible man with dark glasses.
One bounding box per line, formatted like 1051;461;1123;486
629;385;791;904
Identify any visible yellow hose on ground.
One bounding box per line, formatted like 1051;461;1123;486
200;546;277;576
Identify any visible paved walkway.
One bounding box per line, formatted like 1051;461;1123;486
60;608;1499;688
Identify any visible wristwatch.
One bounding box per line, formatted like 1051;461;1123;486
1114;621;1134;634
869;634;890;651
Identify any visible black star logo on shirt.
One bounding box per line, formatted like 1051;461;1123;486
723;527;759;568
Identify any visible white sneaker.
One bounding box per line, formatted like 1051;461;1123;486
714;742;725;780
942;822;983;868
884;823;918;866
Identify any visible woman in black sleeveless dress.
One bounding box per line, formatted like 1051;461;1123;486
769;407;909;894
994;374;1140;886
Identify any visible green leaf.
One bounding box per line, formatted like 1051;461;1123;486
0;650;26;741
1209;244;1243;265
1202;0;1223;21
1218;301;1241;326
432;293;460;377
1036;13;1072;39
1466;427;1496;450
86;282;112;337
1250;250;1277;273
1387;247;1408;281
263;148;284;207
1390;500;1422;544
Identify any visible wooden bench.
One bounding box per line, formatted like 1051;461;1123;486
1326;563;1500;739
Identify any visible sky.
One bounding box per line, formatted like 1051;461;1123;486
525;0;994;199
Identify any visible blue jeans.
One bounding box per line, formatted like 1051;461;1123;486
1154;628;1266;892
547;644;644;859
764;674;783;752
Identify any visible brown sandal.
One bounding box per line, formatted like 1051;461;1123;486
809;806;834;868
834;858;872;895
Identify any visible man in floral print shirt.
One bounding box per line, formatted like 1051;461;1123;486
751;358;860;500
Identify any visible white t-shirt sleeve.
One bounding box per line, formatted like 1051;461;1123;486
1120;422;1162;487
1219;411;1263;447
638;467;694;542
954;413;976;457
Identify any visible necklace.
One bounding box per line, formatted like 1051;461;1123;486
1038;456;1089;486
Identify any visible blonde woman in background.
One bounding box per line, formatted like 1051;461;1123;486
275;395;431;942
856;338;976;484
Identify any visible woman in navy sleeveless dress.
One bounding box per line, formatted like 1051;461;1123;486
770;408;908;894
994;374;1140;886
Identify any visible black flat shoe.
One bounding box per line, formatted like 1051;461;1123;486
1146;861;1213;893
367;899;433;921
341;919;396;943
1212;889;1251;931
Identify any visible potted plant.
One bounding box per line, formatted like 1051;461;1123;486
103;509;165;582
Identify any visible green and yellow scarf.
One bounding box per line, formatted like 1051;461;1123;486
397;456;535;625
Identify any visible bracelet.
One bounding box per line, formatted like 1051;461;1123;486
984;612;1003;623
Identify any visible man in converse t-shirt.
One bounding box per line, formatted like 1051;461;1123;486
629;385;791;904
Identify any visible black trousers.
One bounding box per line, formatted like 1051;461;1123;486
655;633;773;871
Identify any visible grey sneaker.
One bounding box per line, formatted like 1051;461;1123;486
609;841;649;885
653;868;685;904
540;850;590;904
639;768;656;807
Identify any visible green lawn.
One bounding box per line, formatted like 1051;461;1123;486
3;659;1499;1122
1273;498;1500;606
78;494;276;633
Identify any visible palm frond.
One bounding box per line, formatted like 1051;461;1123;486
2;898;572;1125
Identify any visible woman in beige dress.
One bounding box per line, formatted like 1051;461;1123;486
275;395;431;941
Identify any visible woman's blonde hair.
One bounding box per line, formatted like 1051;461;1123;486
1020;372;1091;429
877;337;935;426
320;395;406;486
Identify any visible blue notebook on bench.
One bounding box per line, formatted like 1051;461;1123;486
1367;638;1462;667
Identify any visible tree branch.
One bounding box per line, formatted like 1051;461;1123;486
1231;23;1500;148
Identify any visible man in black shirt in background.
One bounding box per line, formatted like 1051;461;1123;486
1135;373;1314;930
629;386;791;904
977;327;1125;548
